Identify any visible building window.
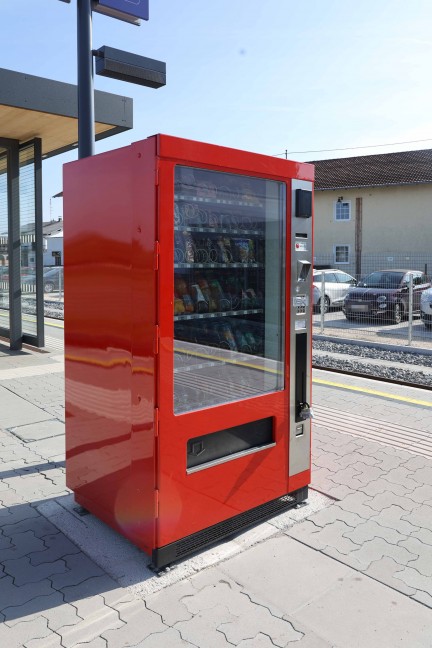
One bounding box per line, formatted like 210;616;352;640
334;200;351;221
334;245;350;264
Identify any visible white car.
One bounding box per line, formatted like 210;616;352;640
420;287;432;329
313;269;357;313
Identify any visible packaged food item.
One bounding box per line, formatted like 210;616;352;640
190;284;209;313
182;231;195;263
209;279;230;311
220;323;237;351
174;293;185;315
175;277;188;295
182;293;195;313
234;329;251;353
198;278;218;312
233;239;251;263
216;237;231;264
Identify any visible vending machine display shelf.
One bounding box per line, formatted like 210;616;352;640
174;225;262;236
175;193;263;209
174;308;263;322
174;262;263;269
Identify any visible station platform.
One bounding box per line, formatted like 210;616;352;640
0;338;431;647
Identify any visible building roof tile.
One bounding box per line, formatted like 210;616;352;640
311;149;432;190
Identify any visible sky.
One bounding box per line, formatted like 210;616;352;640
2;0;432;220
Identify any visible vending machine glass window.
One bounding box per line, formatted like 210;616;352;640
173;166;286;414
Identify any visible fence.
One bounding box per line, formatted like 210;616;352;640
313;264;432;350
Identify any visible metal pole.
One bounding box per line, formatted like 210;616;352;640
407;274;413;346
320;274;325;334
77;0;95;158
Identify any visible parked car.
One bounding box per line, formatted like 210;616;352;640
343;269;431;324
420;287;432;329
21;267;63;293
42;267;63;293
313;269;357;313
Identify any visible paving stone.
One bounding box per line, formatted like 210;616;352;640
0;502;40;526
0;530;14;550
359;477;410;497
4;473;67;500
25;633;64;648
370;504;421;536
400;537;432;576
231;634;277;648
4;591;80;632
401;504;432;532
29;532;81;566
363;557;416;596
147;578;196;625
0;575;55;613
348;537;417;570
412;466;432;486
10;419;64;442
318;482;355;500
182;580;251;616
412;527;432;545
322;546;365;571
220;604;303;646
336;491;375;518
328;466;364;490
1;515;60;539
411;590;432;609
0;530;45;562
175;604;238;648
61;575;121;605
73;639;107;648
407;484;432;505
384;466;420;491
286;520;324;549
349;463;386;485
366;491;419;513
101;599;167;648
394;565;432;595
57;600;124;648
402;455;430;471
0;616;51;648
130;627;197;647
343;519;406;545
2;554;67;586
307;504;364;529
29;436;65;460
50;552;106;589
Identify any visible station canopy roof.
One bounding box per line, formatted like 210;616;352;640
0;68;133;159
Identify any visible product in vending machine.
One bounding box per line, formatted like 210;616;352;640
208;211;220;228
182;231;195;263
220;323;238;351
209;279;231;311
182;293;195;313
174;203;183;226
234;328;252;354
240;290;253;310
243;329;258;353
174;293;186;315
233;238;253;263
190;284;209;313
245;287;257;307
197;278;218;312
216;237;231;264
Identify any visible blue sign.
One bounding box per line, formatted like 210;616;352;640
98;0;149;21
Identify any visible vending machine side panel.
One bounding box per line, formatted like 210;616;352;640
64;140;158;553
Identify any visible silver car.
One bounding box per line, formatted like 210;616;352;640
313;269;357;313
420;287;432;329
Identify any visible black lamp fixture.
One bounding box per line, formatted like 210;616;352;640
337;196;344;203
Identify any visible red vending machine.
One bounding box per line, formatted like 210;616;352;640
64;135;314;569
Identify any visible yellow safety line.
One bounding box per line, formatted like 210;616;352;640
313;377;432;407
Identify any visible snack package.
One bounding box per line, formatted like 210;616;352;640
174;293;186;315
182;293;195;313
190;284;209;313
233;239;250;263
182;231;195;263
198;278;218;312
